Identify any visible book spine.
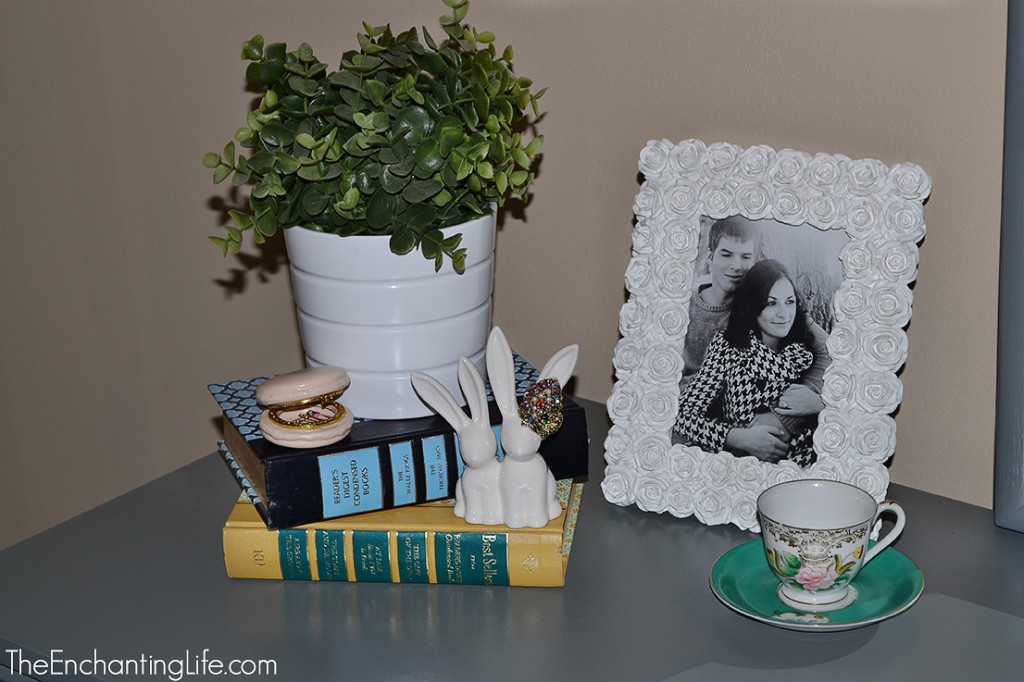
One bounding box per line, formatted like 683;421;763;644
222;518;565;587
224;421;471;528
313;430;469;518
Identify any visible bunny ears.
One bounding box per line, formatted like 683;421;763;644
486;326;579;438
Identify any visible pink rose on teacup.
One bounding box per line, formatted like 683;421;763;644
796;564;839;592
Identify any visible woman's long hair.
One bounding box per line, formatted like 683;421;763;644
724;259;810;349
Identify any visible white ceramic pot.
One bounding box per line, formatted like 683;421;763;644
284;212;496;420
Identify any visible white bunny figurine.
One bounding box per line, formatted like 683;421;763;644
486;326;579;529
410;357;503;525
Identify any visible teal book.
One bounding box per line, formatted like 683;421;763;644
222;477;585;587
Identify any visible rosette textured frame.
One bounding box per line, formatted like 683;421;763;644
602;139;930;531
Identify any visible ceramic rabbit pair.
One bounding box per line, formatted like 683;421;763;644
410;327;579;528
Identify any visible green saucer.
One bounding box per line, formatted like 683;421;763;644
710;538;924;632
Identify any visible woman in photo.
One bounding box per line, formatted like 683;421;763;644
673;259;823;467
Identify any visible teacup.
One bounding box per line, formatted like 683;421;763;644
756;479;906;612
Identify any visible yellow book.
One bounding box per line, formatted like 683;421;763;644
223;480;583;587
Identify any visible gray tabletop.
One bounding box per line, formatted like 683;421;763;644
2;398;1023;682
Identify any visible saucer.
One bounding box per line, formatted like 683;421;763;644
709;538;924;632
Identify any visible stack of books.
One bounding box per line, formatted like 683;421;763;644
209;354;589;587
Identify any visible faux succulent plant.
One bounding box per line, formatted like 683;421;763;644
203;0;544;272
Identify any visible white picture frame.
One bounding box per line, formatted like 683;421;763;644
601;139;930;531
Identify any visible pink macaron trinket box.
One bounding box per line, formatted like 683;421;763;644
256;366;355;448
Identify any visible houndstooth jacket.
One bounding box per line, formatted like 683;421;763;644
673;331;816;467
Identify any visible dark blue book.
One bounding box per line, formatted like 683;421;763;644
209;354;589;529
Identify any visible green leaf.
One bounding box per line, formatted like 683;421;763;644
212;164;232;184
420;228;442;258
422;26;438;51
362;79;388;106
241;36;264;61
231;167;251;187
476;31;495;44
451;1;469;23
380;166;410;194
389;227;417;255
472;85;489;120
511;148;530;169
388;154;417;177
296;42;315;62
337;186;361;211
345;53;384;74
772;551;801;578
295;133;320;149
265;43;286;61
329;70;362;91
432;188;454;207
255;209;278;236
416;50;448;77
438;125;464;157
366;190;400;229
342;133;374;158
393;105;433;143
275;153;301;174
476;161;494;179
402;178;443;203
259;122;295;149
248;151;275;173
404;203;438;231
287;74;318;97
296;163;326;181
247;59;285;86
301;189;330;216
202;152;221;169
525;135;544;157
455;156;474;181
414;139;443;173
261;89;279;110
209;236;229;256
227;210;253;229
451;248;467;274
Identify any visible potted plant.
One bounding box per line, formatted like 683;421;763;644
203;0;545;419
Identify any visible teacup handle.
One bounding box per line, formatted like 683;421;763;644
862;500;906;566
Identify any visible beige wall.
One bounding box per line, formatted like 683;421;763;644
0;0;1006;550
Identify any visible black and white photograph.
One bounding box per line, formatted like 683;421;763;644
671;215;848;468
